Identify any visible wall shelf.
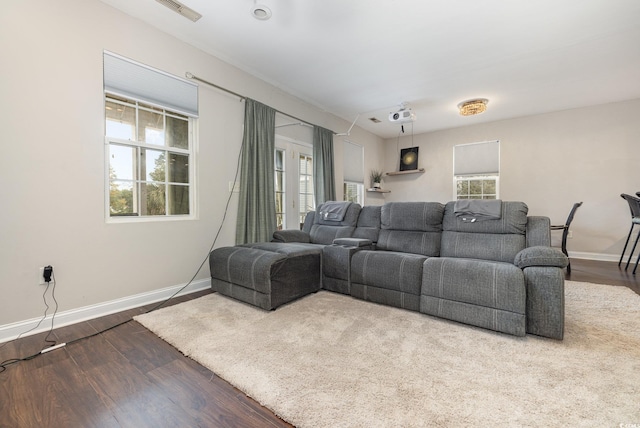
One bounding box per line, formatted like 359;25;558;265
367;188;390;193
385;168;425;176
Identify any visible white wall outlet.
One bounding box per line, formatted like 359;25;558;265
568;230;573;238
228;181;240;193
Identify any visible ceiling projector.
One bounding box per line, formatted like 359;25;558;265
389;109;416;123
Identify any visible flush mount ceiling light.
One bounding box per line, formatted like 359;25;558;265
457;98;489;116
251;4;272;20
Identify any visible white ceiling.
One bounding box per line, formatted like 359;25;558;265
99;0;640;138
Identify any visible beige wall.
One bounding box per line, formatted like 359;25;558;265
380;99;640;260
0;0;382;326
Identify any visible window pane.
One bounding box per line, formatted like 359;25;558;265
275;192;284;213
276;213;284;231
299;155;312;175
483;180;496;194
143;149;165;182
106;101;135;140
168;184;189;215
169;153;188;183
166;116;188;149
141;183;166;215
138;109;164;145
299;175;310;194
110;181;135;215
469;180;482;195
457;179;468;196
275;150;284;170
109;145;136;181
300;193;314;213
275;171;284;192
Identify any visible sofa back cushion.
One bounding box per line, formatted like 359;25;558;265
352;205;382;243
440;200;528;263
301;211;315;233
309;202;361;245
376;202;445;256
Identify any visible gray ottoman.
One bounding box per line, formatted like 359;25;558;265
209;243;322;310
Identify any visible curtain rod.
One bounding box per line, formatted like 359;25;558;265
186;72;334;134
275;121;314;129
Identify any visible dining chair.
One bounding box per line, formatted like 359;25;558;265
550;201;583;273
619;194;640;274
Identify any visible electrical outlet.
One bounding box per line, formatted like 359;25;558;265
228;181;240;193
568;230;573;239
38;266;54;285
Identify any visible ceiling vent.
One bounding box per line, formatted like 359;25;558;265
155;0;203;22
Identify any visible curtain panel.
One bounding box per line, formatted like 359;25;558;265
313;126;336;205
235;99;277;244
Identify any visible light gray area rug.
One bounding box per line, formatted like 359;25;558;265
135;281;640;427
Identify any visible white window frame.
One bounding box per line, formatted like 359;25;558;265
275;148;286;230
104;94;197;222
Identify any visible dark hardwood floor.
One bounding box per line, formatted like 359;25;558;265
1;259;638;427
567;258;640;294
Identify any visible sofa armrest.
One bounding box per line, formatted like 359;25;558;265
526;216;551;247
514;246;568;269
272;230;310;243
332;238;372;247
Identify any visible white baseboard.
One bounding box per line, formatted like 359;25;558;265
570;251;621;262
0;278;211;344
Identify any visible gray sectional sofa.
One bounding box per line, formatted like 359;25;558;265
209;200;568;339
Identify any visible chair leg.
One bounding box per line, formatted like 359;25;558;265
561;228;571;273
625;231;640;270
619;224;635;266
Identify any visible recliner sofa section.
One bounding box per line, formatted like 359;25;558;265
209;200;568;339
350;202;444;312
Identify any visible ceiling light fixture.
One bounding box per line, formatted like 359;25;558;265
155;0;202;22
251;4;272;20
457;98;489;116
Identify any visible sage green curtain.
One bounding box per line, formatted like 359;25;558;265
235;99;277;244
313;126;336;205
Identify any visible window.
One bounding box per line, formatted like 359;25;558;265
453;140;500;200
103;51;198;221
343;141;364;205
344;182;364;204
105;95;195;218
275;149;285;229
455;175;499;199
275;138;314;229
299;154;314;225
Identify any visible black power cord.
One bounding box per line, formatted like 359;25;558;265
0;271;59;373
1;123;245;374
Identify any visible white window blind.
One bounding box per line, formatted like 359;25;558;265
343;141;364;183
103;51;198;117
454;140;500;176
